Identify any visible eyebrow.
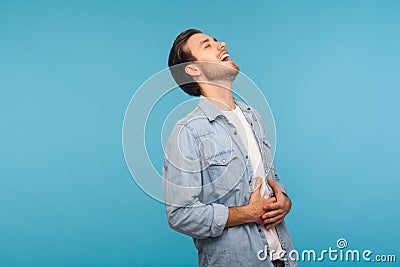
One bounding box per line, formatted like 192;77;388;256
199;37;218;47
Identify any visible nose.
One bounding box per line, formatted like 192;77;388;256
218;41;226;50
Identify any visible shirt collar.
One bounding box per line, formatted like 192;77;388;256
197;95;252;122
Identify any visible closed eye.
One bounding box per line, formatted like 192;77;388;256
200;37;218;49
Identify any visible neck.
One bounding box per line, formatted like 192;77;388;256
200;80;235;111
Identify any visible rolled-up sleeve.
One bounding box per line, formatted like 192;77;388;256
162;123;228;239
210;203;228;236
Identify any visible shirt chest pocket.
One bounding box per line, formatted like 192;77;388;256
204;149;244;194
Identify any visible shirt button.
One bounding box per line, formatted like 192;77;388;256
245;155;249;159
250;122;253;126
258;228;262;232
247;107;251;110
222;159;226;164
233;131;238;135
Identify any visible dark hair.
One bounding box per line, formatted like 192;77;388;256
168;29;203;96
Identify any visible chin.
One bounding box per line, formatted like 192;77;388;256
229;62;240;72
226;60;240;71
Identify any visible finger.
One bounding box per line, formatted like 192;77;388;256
264;214;284;226
263;214;284;226
263;201;284;211
267;177;282;197
261;209;282;220
262;197;277;210
262;212;284;224
265;217;284;230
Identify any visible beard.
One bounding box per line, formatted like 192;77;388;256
198;61;240;84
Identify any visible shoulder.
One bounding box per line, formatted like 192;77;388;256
166;105;212;146
172;106;213;138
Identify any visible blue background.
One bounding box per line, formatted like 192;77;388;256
1;0;399;266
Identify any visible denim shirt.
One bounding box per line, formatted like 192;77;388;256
162;96;297;267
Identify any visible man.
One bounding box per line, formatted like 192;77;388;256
163;29;297;267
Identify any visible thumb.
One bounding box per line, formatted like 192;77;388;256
267;177;282;196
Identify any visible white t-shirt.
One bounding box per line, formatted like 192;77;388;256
221;105;284;261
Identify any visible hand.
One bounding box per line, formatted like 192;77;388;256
247;177;277;225
261;178;291;229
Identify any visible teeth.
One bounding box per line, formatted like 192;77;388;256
220;53;230;61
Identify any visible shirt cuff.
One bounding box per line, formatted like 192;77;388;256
210;203;228;237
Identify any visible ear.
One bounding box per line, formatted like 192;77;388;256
184;64;201;77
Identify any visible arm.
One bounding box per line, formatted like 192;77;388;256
226;177;277;228
226;206;254;228
162;124;228;239
163;125;275;237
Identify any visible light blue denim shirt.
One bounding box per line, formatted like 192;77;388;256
162;96;297;267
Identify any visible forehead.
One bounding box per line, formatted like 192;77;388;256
186;33;214;52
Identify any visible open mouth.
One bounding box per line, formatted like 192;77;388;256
220;53;230;62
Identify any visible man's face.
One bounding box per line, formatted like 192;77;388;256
185;33;240;72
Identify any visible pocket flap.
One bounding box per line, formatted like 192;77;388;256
206;149;235;166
